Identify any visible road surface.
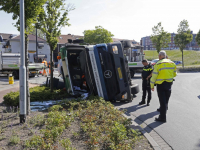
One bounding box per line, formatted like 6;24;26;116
0;69;61;91
115;72;200;150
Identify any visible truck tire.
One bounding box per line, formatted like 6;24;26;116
130;83;139;95
130;69;135;78
13;71;19;79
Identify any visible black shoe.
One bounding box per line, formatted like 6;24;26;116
157;107;168;112
139;101;145;105
155;117;166;123
147;103;150;106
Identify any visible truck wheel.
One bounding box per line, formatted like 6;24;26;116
130;83;139;95
13;71;19;79
130;70;135;78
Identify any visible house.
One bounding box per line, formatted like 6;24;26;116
9;34;50;63
0;33;18;52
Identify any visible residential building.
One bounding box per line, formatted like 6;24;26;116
141;31;200;50
0;33;18;52
9;34;50;63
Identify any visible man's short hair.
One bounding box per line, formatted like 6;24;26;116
142;59;148;63
159;50;166;57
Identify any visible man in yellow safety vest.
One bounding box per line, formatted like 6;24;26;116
42;59;47;76
150;50;177;122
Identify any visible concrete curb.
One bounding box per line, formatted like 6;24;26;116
122;113;173;150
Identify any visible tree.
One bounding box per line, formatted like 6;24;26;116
83;26;114;44
0;0;47;116
150;22;171;53
38;0;74;92
174;19;193;68
195;30;200;48
30;28;45;39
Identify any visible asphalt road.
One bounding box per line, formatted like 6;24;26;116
115;72;200;150
0;69;61;91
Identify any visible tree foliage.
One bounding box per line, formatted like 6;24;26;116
38;0;74;91
150;22;171;53
0;0;47;34
83;26;114;44
30;28;45;39
174;19;193;68
195;30;200;47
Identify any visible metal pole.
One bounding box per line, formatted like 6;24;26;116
36;25;38;62
19;0;27;123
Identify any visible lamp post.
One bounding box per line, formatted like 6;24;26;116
19;0;27;123
36;24;38;62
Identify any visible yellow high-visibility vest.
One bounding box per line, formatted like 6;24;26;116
150;59;177;88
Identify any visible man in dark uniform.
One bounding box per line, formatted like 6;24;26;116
139;59;153;106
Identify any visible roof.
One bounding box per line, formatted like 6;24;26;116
0;33;16;40
58;34;84;44
112;38;137;43
10;34;46;42
58;35;138;44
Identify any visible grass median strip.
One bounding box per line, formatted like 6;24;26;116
3;86;69;106
0;96;153;150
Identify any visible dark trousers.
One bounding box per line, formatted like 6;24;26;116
157;81;172;120
142;80;151;103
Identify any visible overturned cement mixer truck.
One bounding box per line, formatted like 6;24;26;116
57;40;139;102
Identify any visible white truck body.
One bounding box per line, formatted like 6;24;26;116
0;52;44;78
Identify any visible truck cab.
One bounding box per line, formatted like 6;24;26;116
57;41;139;101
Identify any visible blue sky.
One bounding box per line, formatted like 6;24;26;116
0;0;200;42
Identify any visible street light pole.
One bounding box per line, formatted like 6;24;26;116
36;25;38;62
19;0;27;123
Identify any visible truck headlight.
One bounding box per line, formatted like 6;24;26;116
122;93;127;100
112;46;118;54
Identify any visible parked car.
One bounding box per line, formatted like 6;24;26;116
151;59;182;66
150;59;159;66
173;61;182;65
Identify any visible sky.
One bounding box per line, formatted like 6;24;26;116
0;0;200;42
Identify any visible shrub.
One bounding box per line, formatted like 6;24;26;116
9;135;20;145
3;86;69;106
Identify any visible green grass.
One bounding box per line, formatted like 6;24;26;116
144;50;200;66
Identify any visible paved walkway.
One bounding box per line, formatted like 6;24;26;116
0;83;39;103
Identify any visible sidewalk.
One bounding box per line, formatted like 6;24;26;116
123;113;173;150
0;83;39;103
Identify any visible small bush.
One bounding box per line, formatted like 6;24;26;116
3;86;69;106
59;138;76;150
9;135;20;145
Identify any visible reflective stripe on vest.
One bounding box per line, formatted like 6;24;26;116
152;72;158;74
143;68;153;71
156;78;173;81
159;67;175;71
